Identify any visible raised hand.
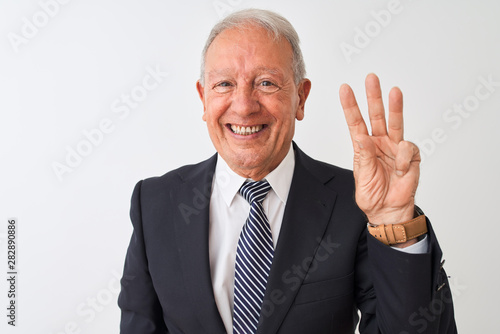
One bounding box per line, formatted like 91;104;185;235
339;73;420;226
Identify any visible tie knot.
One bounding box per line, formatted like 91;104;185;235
239;180;271;204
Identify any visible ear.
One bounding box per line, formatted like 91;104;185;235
196;80;207;121
296;79;311;121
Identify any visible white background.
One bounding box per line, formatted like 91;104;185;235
1;0;499;333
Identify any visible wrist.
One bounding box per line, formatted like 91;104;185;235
365;203;415;226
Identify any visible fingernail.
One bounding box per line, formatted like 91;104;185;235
355;140;364;149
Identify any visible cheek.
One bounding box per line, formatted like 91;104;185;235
274;109;297;141
205;97;228;123
203;104;219;124
265;93;299;122
269;103;297;127
204;110;227;140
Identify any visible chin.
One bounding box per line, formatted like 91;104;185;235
227;150;268;170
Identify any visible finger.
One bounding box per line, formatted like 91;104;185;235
395;141;420;176
388;86;404;143
355;134;377;168
365;73;388;137
353;134;379;183
340;83;369;149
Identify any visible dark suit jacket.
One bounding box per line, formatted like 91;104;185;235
118;143;457;333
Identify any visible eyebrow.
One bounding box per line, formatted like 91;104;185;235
207;67;284;80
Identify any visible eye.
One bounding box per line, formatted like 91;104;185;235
257;80;280;93
213;81;234;93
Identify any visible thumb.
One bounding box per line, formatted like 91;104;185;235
394;141;420;176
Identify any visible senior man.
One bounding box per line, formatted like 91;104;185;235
118;8;457;334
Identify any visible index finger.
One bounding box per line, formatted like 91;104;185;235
339;83;369;147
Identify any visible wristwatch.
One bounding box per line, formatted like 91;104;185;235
367;206;428;246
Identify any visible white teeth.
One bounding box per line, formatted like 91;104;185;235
230;124;264;135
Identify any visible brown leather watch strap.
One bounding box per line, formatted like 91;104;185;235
367;215;428;246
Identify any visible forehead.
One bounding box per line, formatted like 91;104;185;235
205;24;294;77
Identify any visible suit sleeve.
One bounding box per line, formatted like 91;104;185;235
118;181;168;334
355;218;458;334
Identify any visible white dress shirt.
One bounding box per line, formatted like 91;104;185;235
208;144;428;333
209;144;295;334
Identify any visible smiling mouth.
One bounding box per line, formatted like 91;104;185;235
230;124;265;136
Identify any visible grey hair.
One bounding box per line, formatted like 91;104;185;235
199;8;306;86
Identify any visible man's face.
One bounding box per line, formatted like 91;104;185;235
197;25;311;180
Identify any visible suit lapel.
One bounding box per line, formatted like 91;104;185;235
257;145;338;334
173;154;226;333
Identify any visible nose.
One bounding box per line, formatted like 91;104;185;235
230;85;260;116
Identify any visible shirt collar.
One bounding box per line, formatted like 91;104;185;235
214;144;295;207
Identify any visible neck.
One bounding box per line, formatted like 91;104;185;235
229;164;276;181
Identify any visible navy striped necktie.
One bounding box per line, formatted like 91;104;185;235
233;180;274;334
